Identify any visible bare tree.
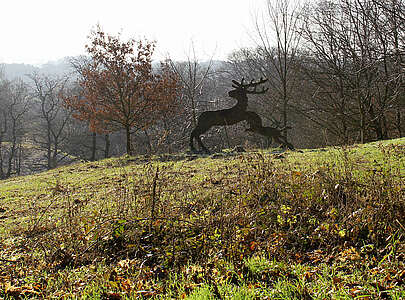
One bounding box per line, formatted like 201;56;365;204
251;0;303;140
168;43;214;128
0;79;30;178
0;79;11;178
299;0;404;143
367;0;405;137
29;73;73;170
68;56;100;161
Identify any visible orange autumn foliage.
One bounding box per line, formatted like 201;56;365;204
64;27;179;154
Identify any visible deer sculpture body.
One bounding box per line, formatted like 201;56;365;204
189;78;268;153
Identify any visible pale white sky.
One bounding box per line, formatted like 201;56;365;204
0;0;266;65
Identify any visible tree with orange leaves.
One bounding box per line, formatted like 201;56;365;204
64;27;179;155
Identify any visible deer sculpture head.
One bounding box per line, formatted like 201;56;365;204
228;77;269;101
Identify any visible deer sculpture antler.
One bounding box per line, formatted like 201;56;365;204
231;77;269;94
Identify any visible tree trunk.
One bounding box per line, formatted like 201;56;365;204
191;96;197;128
224;126;231;149
6;135;16;178
360;115;365;144
16;143;22;176
47;129;52;170
143;129;152;153
0;139;4;179
90;132;96;161
125;126;132;155
396;106;402;137
282;39;288;141
282;94;288;140
104;134;110;158
358;94;365;144
368;104;383;140
51;135;59;170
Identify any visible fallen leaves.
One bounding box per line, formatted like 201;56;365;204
4;282;42;298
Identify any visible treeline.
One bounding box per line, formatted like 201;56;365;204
228;0;404;146
0;0;404;178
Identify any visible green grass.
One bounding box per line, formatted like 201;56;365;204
0;138;404;299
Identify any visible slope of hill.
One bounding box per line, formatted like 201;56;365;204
0;139;404;298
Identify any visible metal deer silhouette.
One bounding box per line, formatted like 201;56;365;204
189;78;268;153
245;124;295;150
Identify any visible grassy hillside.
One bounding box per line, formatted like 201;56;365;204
0;139;404;299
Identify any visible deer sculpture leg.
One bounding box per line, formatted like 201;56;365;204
272;134;295;150
190;112;213;153
245;118;295;151
190;125;211;154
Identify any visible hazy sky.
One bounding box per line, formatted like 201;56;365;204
1;0;266;65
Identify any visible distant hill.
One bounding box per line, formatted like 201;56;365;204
1;58;74;81
1;58;226;82
1;63;39;81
